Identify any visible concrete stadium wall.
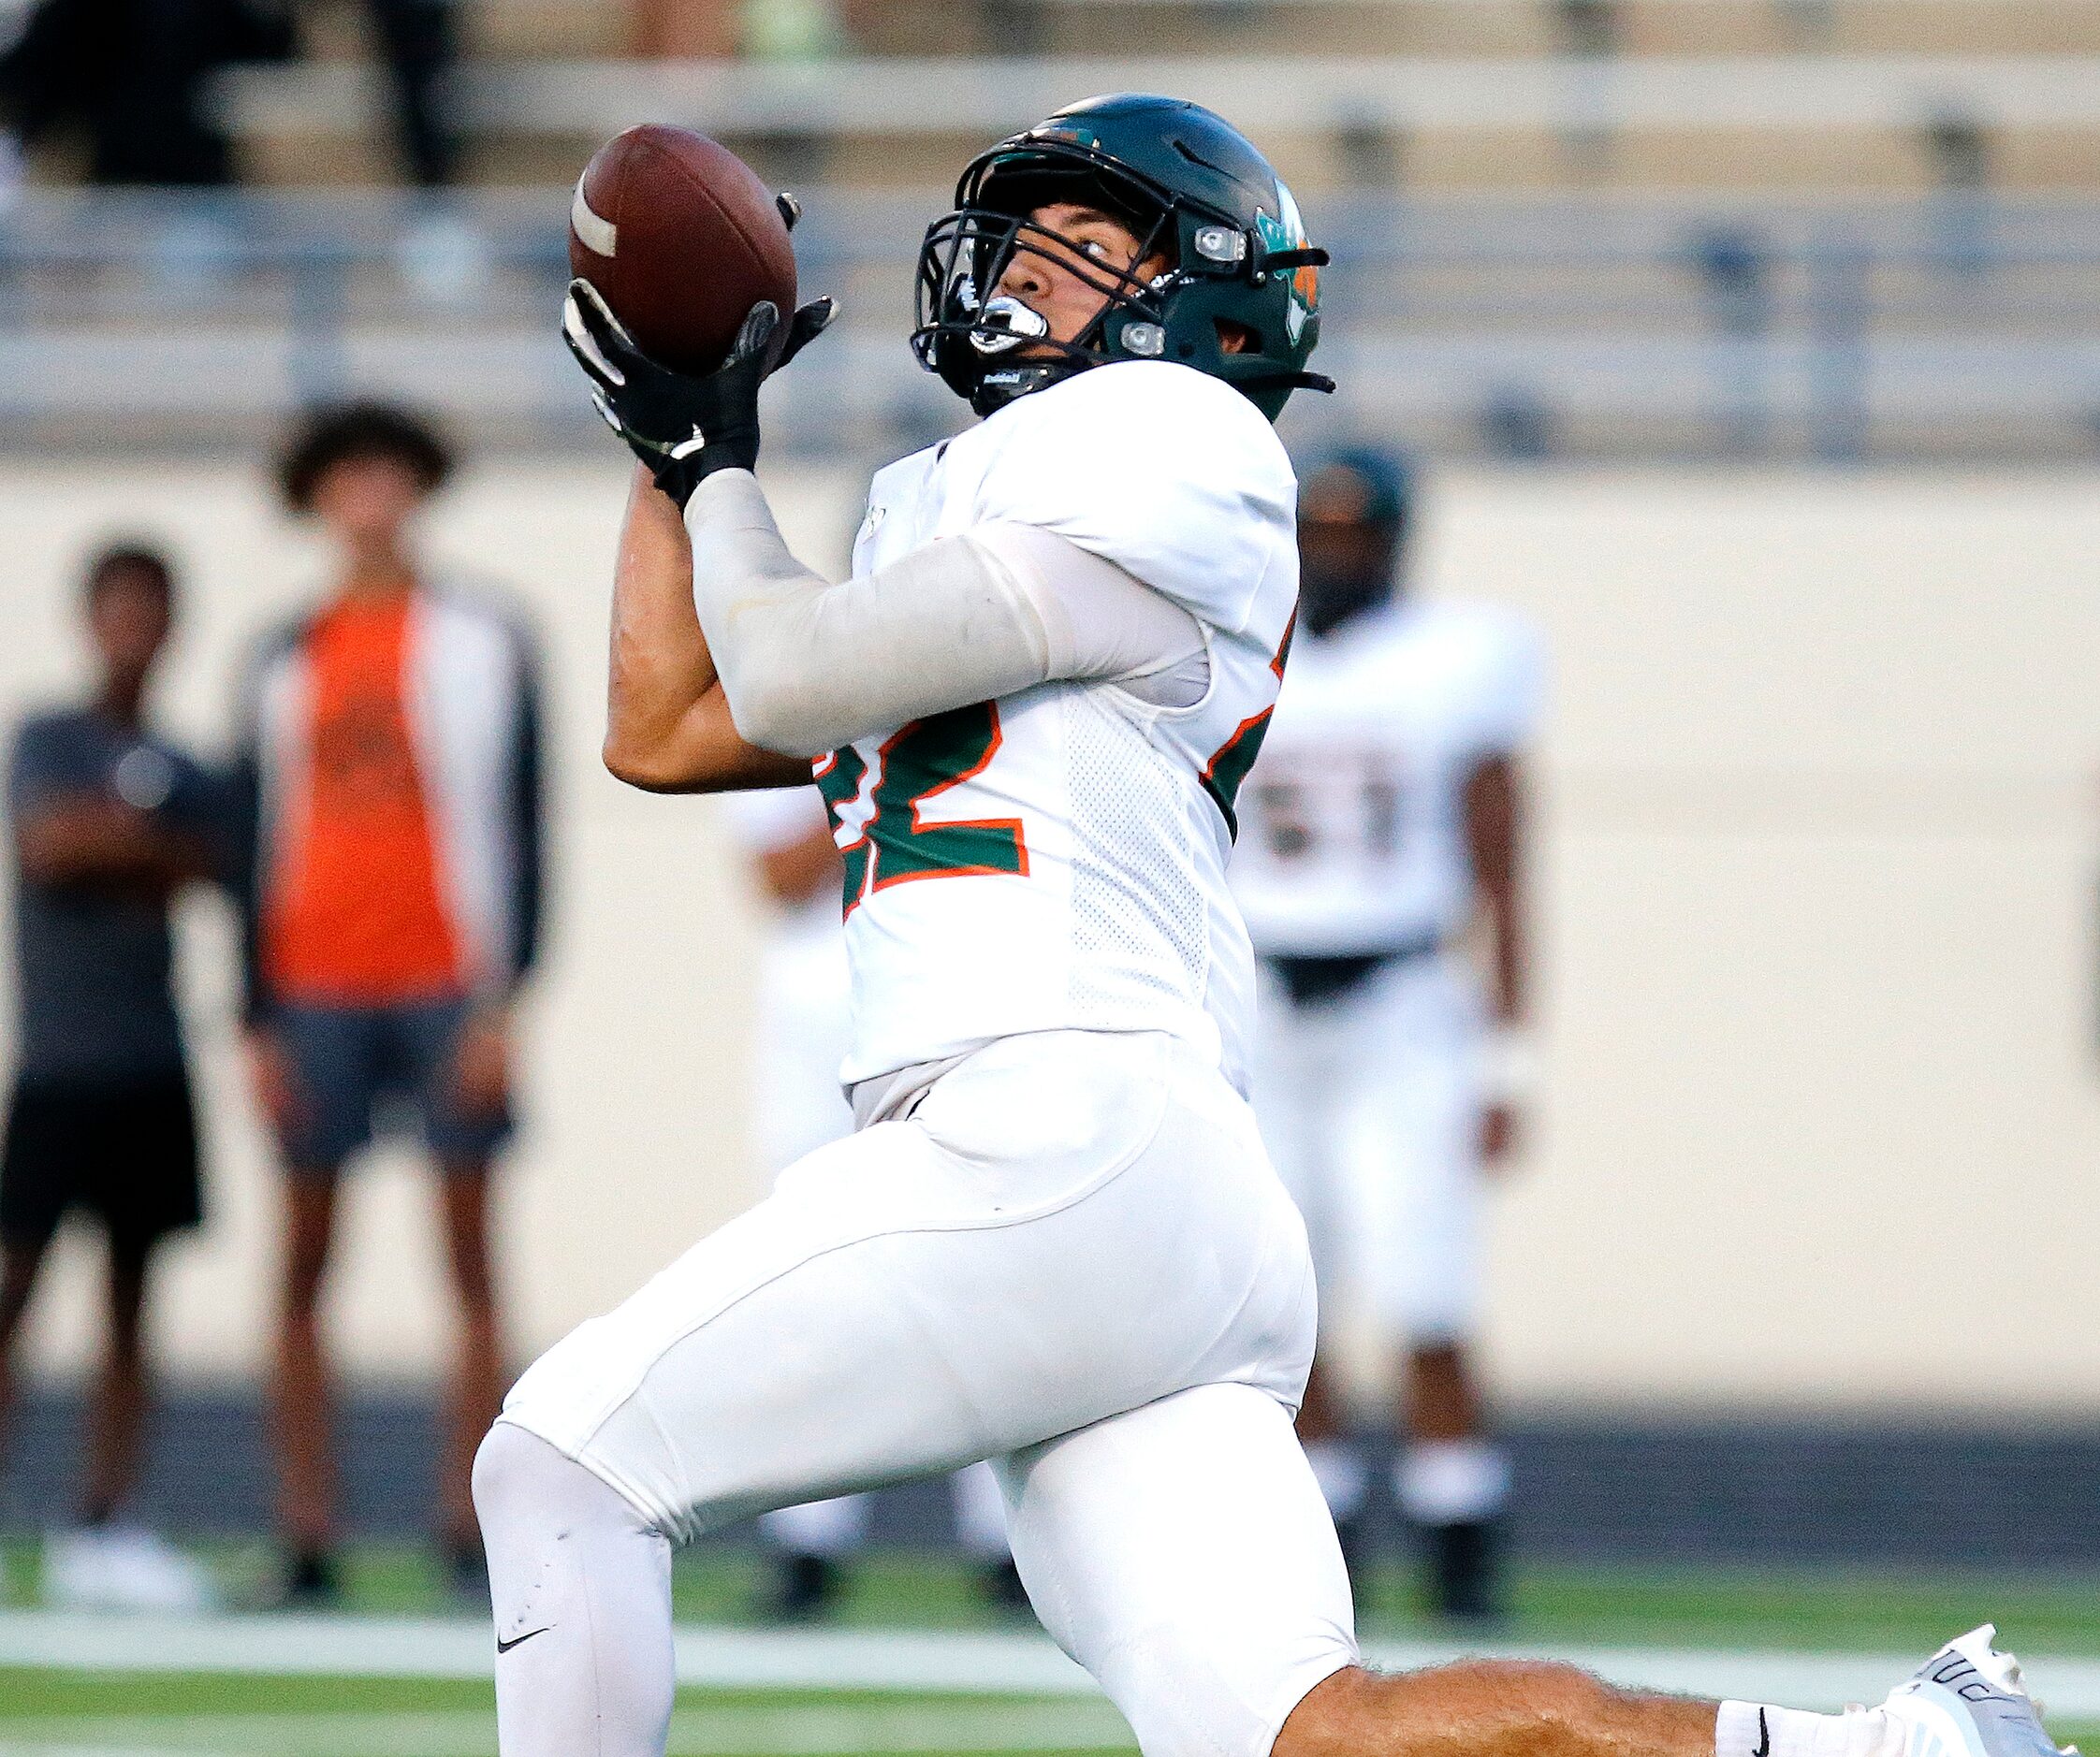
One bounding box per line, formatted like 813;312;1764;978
0;457;2095;1417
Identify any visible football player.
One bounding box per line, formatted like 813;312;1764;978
1231;447;1540;1620
722;787;1020;1618
474;91;2062;1757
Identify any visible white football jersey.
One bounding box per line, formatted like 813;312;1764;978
1231;597;1544;958
818;360;1300;1093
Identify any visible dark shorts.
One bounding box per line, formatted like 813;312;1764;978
271;996;512;1174
0;1070;203;1250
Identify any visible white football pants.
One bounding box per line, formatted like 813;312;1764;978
748;920;1013;1565
489;1028;1357;1757
1252;952;1487;1346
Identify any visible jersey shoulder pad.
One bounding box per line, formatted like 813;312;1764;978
866;441;942;505
966;361;1296;636
855;443;945;572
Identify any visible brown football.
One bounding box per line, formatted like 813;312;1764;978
568;124;797;374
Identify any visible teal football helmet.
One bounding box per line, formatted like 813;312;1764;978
912;93;1333;422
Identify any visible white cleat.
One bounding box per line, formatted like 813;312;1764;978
1884;1627;2078;1757
43;1525;220;1615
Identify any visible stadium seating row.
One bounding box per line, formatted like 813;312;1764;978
210;53;2100;190
6;187;2096;459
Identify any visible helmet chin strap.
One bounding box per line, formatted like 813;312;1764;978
969;356;1092;416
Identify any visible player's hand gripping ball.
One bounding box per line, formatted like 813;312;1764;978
564;283;833;506
564;125;836;504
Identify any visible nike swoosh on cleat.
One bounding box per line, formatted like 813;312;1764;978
1753;1709;1772;1757
497;1626;552;1654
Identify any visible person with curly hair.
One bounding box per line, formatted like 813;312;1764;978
236;401;547;1605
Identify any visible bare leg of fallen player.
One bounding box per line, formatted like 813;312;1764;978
1278;1640;2048;1757
1277;1661;1715;1757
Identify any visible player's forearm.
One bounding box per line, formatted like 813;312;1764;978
1465;752;1527;1024
683;471;1053;758
757;827;841;906
17;801;208;893
1484;887;1527;1024
611;689;810;794
605;467;716;762
604;466;806;791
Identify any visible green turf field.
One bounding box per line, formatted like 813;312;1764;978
0;1673;1138;1754
8;1544;2096;1652
1;1551;2095;1757
17;1543;2100;1653
0;1673;2092;1757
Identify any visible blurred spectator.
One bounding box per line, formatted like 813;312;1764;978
0;0;293;185
364;0;459;186
234;402;545;1605
1232;449;1544;1620
0;544;226;1611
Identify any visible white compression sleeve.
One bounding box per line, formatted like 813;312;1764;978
969;521;1209;709
686;471;1053;757
684;472;1210;755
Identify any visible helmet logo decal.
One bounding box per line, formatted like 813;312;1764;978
1034;122;1104;151
1255;182;1320;343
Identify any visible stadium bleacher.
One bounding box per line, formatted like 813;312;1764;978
8;184;2098;459
7;0;2100;457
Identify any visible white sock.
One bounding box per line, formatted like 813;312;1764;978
1393;1440;1511;1526
952;1461;1013;1561
1717;1703;1906;1757
474;1422;675;1757
760;1493;874;1560
1303;1440;1370;1523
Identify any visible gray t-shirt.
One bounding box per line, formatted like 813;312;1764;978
7;707;223;1084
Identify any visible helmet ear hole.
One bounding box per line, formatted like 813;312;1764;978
1216;318;1261;356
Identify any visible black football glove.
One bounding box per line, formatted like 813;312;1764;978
561;278;835;508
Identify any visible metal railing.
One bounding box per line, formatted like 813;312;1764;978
6;186;2100;461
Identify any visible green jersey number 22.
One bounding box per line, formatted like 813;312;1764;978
815;702;1029;919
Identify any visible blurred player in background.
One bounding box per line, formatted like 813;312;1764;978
724;786;1019;1619
1232;448;1542;1621
0;545;225;1611
235;404;547;1605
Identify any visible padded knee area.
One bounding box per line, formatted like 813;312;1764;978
473;1419;649;1545
474;1422;677;1757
